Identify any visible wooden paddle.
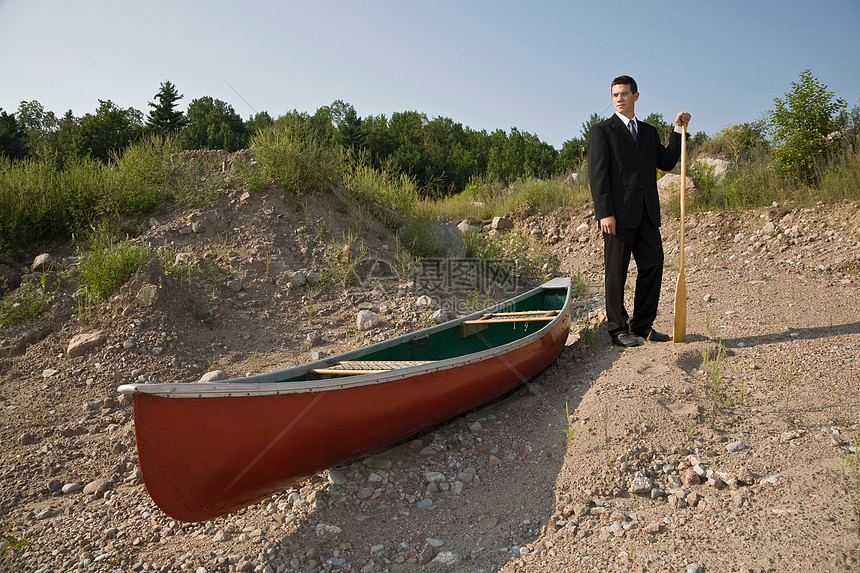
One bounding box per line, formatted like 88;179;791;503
672;123;688;343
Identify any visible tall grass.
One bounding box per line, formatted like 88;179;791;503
0;157;65;251
0;135;225;252
250;119;345;195
429;171;590;221
111;134;179;214
817;144;860;202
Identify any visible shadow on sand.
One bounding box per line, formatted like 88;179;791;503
712;321;860;349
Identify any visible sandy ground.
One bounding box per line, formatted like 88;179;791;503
1;160;859;572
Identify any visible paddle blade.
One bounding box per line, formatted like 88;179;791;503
672;270;686;343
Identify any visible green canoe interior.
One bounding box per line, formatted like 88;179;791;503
275;288;569;383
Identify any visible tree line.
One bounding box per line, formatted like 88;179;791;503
0;80;700;197
2;71;857;196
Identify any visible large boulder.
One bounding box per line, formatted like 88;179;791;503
694;156;735;181
430;222;466;259
657;174;700;205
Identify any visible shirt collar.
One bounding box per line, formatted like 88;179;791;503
615;111;637;127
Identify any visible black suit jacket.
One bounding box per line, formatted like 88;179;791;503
587;114;682;229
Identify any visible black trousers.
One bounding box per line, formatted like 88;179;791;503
603;216;664;337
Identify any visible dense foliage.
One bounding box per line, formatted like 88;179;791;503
1;71;858;255
0;108;27;160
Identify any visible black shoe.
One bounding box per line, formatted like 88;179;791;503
611;332;643;347
634;329;671;342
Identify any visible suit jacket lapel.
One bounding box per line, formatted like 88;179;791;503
611;114;637;146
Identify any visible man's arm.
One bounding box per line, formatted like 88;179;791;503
587;124;615;234
655;112;691;172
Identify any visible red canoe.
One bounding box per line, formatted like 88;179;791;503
118;277;572;522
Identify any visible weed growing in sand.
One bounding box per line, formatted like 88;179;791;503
184;295;215;326
342;325;363;352
564;402;577;443
570;269;589;296
23;409;48;427
156;242;232;289
465;288;493;313
842;437;860;533
1;531;30;556
780;348;801;410
324;231;368;286
575;314;600;351
155;242;194;284
599;404;612;445
233;153;268;193
391;242;419;281
214;230;237;256
304;279;327;320
683;414;696;441
702;342;730;407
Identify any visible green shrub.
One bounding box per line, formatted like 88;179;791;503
78;236;150;302
323;231;368;286
771;70;845;183
432;174;589;221
464;229;559;283
697;121;769;163
0;281;47;324
341;161;442;257
344;162;421;218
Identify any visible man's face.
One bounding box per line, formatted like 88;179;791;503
611;83;639;118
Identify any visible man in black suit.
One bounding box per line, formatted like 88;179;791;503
587;75;691;347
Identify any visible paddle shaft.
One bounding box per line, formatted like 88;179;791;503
673;124;688;342
679;124;686;274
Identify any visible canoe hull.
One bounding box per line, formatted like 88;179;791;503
126;279;572;522
134;320;567;522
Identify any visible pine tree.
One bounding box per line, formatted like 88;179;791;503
146;81;188;134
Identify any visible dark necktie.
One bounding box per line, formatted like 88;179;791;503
629;120;637;142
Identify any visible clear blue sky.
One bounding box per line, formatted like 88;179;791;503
1;0;858;149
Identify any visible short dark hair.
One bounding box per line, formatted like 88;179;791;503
612;75;638;94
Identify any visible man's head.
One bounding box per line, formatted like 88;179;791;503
611;75;639;119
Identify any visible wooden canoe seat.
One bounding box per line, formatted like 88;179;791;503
310;360;434;375
462;309;560;325
459;309;560;337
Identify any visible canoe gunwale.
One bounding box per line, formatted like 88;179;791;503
118;277;572;399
